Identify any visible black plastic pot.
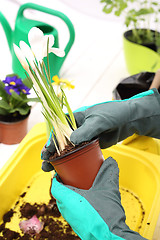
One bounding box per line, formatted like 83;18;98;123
113;71;160;100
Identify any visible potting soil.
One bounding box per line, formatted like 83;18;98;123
0;172;80;239
0;171;145;239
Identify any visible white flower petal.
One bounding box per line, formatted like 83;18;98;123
28;27;44;62
13;44;29;71
50;47;65;57
28;27;44;46
19;41;35;69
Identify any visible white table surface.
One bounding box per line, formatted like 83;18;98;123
0;0;129;169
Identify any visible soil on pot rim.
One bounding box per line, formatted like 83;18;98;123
49;141;91;161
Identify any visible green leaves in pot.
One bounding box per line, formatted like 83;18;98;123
13;27;77;155
0;74;38;116
100;0;160;50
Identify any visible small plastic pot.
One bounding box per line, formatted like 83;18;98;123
49;139;104;189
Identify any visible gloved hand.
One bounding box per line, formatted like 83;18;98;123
71;88;160;148
51;157;147;240
41;132;55;172
41;88;160;171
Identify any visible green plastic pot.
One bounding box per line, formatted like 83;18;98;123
123;30;160;75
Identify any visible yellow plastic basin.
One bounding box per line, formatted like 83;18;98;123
0;122;160;239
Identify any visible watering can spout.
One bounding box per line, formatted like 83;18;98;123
0;12;12;52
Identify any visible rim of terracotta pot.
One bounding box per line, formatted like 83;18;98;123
0;109;31;124
49;138;99;163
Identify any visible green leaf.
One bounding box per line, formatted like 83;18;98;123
10;106;30;115
22;77;33;89
0;81;9;100
152;2;158;6
100;0;112;3
61;88;77;130
11;91;24;102
103;5;114;14
136;8;154;16
0;99;10;110
0;107;8;115
156;37;160;47
24;97;39;103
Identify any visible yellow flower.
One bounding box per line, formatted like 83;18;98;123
10;81;16;86
52;75;75;90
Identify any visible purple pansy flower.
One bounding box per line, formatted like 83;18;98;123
3;75;31;95
19;84;31;95
5;85;20;95
3;76;23;87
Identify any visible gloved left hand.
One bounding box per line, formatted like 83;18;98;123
41;132;55;172
51;157;147;240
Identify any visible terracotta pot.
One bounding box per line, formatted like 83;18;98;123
50;139;104;189
0;115;29;145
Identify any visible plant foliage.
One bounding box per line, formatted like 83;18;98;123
14;27;77;154
0;74;38;117
100;0;160;50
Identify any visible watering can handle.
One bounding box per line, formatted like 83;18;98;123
17;2;75;58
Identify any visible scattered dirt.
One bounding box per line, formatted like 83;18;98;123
0;195;80;240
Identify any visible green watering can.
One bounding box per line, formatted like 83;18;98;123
0;2;75;79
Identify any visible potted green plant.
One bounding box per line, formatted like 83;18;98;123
14;27;104;189
100;0;160;74
0;74;38;144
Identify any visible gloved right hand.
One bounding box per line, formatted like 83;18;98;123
41;89;160;171
51;157;147;240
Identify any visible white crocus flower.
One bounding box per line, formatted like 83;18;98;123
19;41;35;70
13;26;75;154
13;44;30;72
28;27;65;63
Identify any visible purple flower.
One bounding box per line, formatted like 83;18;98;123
3;75;31;95
3;76;23;86
5;85;20;95
19;85;31;95
19;215;44;236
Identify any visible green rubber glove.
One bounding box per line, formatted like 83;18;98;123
71;89;160;148
41;89;160;171
41;132;55;172
51;157;147;240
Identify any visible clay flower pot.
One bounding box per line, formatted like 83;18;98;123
0;114;29;145
49;139;104;189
